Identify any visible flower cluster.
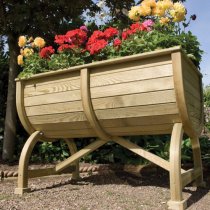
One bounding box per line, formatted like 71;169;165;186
17;36;47;66
17;2;202;79
55;26;88;52
122;20;154;40
86;27;118;55
128;0;186;25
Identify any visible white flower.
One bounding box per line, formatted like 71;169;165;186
97;0;106;8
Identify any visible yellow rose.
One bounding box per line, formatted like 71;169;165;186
159;17;170;25
34;37;45;48
17;55;24;66
170;2;186;22
23;48;34;57
18;36;27;48
139;5;152;16
142;0;156;8
162;0;173;10
153;1;166;16
128;6;141;21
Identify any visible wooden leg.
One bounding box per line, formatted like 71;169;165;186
191;136;206;187
64;139;80;180
167;123;187;210
55;139;106;173
14;131;42;195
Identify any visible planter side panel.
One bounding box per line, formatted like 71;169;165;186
182;56;203;136
24;54;180;138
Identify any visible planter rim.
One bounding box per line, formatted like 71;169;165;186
15;46;201;81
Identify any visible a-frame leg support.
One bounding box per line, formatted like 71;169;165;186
167;123;187;210
15;131;42;195
191;136;206;187
64;139;80;180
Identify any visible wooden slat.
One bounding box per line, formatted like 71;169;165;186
33;114;181;131
113;136;170;171
55;139;107;172
44;130;172;138
42;124;174;137
184;80;201;100
16;81;35;134
185;92;201;110
25;89;176;116
21;49;175;84
24;76;174;106
182;59;200;90
28;166;76;178
28;103;179;124
24;63;173;97
172;51;197;138
181;168;202;188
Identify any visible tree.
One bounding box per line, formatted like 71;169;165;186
0;37;8;156
0;0;98;161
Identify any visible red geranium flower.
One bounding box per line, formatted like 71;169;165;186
122;29;134;40
66;29;87;46
104;27;119;39
86;39;108;55
58;44;76;52
113;39;122;47
130;23;146;32
54;35;70;45
39;46;55;59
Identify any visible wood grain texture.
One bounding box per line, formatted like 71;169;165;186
181;56;203;136
42;124;174;138
80;68;110;140
24;63;172;97
25;90;176;116
24;76;174;107
28;103;179;124
172;52;197;138
33;114;181;131
16;81;35;134
17;46;180;82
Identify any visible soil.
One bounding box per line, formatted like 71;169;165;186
0;164;210;210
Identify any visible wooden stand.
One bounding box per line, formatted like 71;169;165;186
15;68;204;210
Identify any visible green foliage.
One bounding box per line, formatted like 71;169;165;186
204;86;210;107
48;51;86;70
18;53;49;78
30;141;70;163
18;21;203;78
204;86;210;131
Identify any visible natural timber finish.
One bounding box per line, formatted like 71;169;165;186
15;47;204;210
15;131;42;195
63;139;80;180
16;46;203;139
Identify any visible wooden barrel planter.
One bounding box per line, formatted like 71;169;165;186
15;46;205;210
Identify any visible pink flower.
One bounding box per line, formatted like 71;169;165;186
142;20;154;31
80;25;88;32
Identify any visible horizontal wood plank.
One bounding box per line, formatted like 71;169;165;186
43;124;173;138
33;114;181;131
25;90;176;116
23;54;172;87
24;76;174;106
24;63;172;97
28;103;179;125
